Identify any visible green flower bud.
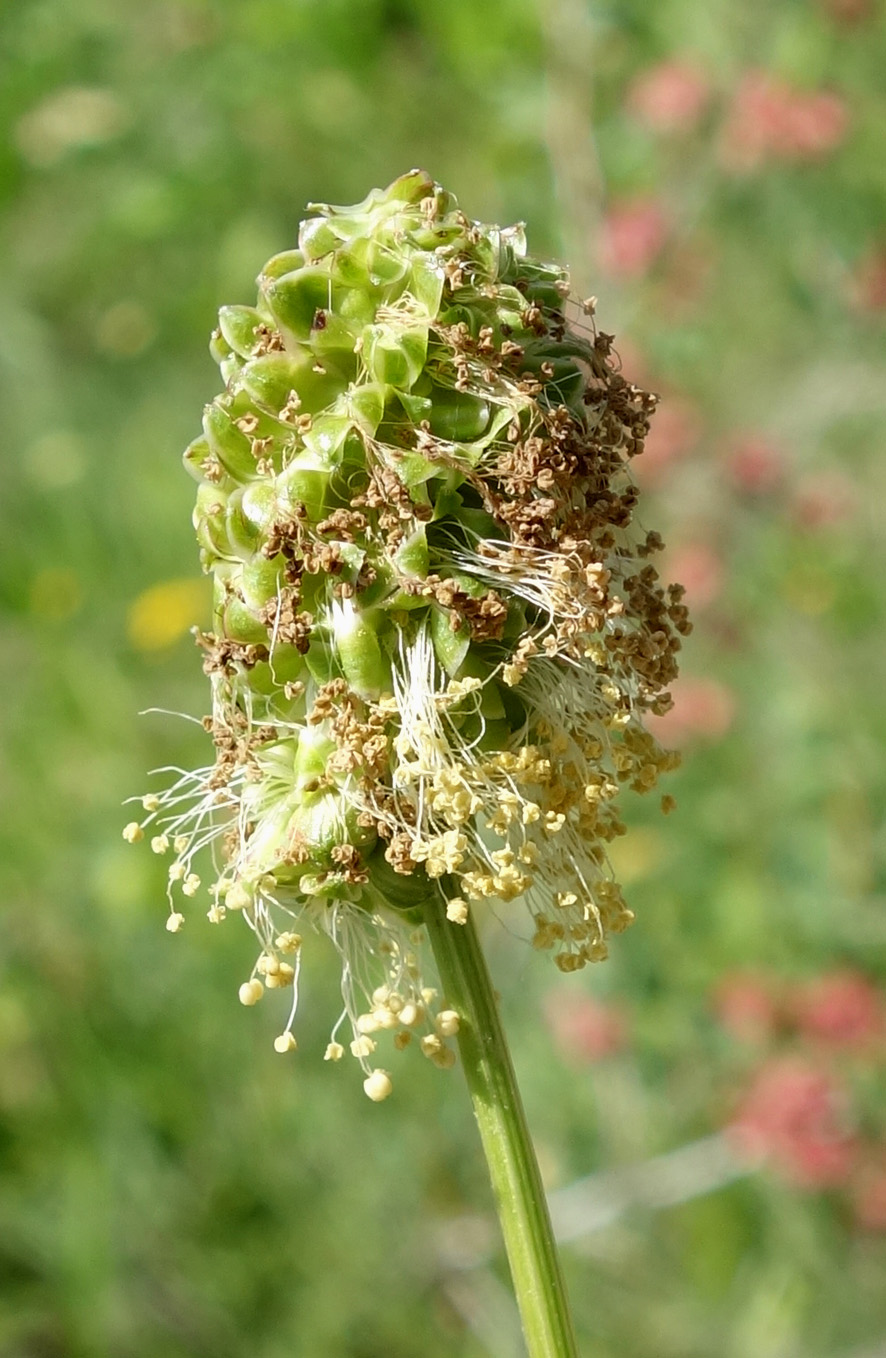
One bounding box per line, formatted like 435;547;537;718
129;171;687;1083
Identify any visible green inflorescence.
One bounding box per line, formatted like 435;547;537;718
125;170;688;1091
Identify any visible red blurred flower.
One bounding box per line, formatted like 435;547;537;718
849;247;886;313
728;1055;856;1188
725;434;785;496
713;972;780;1044
792;470;856;529
850;1155;886;1231
543;990;629;1064
721;71;849;170
638;397;701;483
599;200;668;279
648;676;736;746
666;543;724;611
628;60;711;134
792;971;884;1052
821;0;873;25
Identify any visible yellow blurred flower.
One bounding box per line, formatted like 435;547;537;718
127;577;208;650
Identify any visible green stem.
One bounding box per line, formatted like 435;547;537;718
423;897;579;1358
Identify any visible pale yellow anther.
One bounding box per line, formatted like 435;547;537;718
356;1013;380;1035
149;835;169;856
238;979;264;1006
275;931;302;953
397;1002;422;1027
225;881;252;910
371;986;391;1005
363;1069;393;1102
207;903;226;924
420;1033;444;1058
446;898;469;925
173;835;188;854
421;987;438;1006
165;912;185;933
168;861;186;882
141;795;161;812
431;1045;456;1070
372;1007;400;1031
265;962;294;989
435;1009;460;1037
182;873;201;897
521;801;541;824
324;1041;345;1062
350;1035;376;1058
122;821;144;843
273;1032;298;1054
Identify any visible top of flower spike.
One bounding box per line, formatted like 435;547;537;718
126;170;688;1094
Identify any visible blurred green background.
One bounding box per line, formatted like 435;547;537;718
2;1;886;1354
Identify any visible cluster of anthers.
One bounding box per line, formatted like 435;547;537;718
124;170;688;1099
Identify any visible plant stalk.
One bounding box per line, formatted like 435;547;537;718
423;897;579;1358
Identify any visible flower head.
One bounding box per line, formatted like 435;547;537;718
126;171;686;1091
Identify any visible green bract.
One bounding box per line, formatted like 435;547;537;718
126;171;688;1092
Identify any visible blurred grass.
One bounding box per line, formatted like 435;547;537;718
2;1;886;1354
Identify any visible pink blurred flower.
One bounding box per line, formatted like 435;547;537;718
544;990;629;1064
850;1155;886;1231
792;971;884;1051
666;542;724;611
725;434;785;495
792;470;856;529
728;1055;857;1188
713;972;781;1044
821;0;873;25
648;676;736;746
599;200;668;279
628;60;711;134
849;247;886;313
638;397;701;483
722;71;849;170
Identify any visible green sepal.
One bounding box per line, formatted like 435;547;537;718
362;843;430;915
428;388;490;443
258;249;305;282
183;435;215;484
276;453;330;521
209;329;232;365
218;305;266;359
333;603;391;700
430;602;470;677
347;382;387;436
203;402;256;481
239;554;283;612
409;254;444;316
264;267;334;340
194;483;231;558
365;324;428;390
239;352;346;416
222;591;268;645
366;238;409;288
394;526;429;578
396;390;433;425
299;216;347;262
